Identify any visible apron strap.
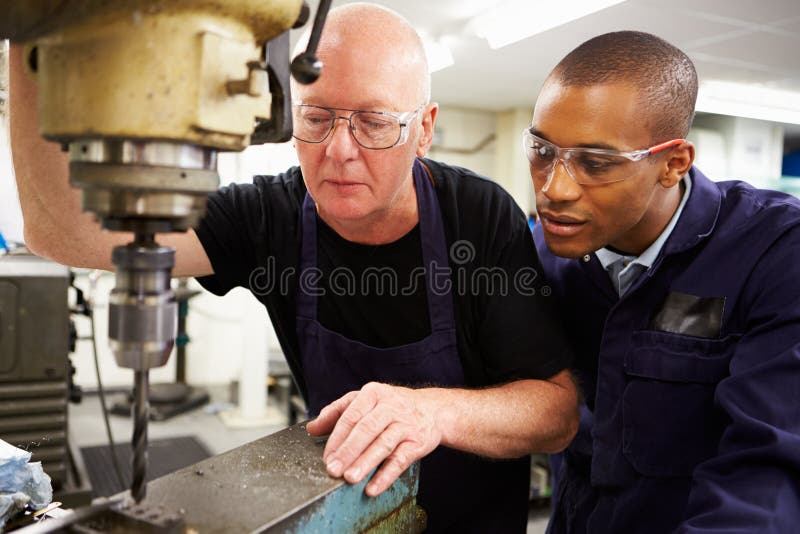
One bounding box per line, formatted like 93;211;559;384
297;193;319;320
413;158;457;333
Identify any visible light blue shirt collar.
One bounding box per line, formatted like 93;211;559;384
595;174;693;296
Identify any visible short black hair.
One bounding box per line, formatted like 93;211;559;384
549;31;698;142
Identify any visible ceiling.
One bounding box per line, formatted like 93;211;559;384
303;0;800;113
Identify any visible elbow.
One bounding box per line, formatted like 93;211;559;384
545;404;579;453
23;222;74;266
23;224;48;259
514;407;577;457
536;376;580;454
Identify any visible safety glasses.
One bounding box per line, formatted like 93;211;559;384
522;128;685;185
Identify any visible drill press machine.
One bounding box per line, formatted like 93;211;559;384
1;0;319;504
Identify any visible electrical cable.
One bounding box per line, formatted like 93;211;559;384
85;273;127;492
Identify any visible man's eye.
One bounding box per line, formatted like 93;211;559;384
534;144;555;159
578;157;620;174
356;115;393;131
304;114;331;125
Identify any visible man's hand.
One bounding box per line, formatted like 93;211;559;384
305;373;579;497
306;382;441;497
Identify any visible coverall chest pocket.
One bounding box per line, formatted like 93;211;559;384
622;330;736;477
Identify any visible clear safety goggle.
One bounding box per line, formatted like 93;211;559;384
522;128;684;185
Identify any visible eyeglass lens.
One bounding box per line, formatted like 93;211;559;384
526;136;635;185
293;106;403;149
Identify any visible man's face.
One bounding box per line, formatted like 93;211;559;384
292;41;432;225
532;81;672;258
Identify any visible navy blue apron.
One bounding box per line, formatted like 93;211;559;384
296;158;529;533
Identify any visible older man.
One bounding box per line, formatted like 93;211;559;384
529;31;800;533
11;3;577;531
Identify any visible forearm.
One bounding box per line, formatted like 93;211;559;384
9;44;129;268
419;370;579;457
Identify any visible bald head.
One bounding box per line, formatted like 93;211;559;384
293;2;430;106
547;31;698;143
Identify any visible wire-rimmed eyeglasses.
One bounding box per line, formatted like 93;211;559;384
292;103;424;150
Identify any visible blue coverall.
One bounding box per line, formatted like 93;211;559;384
534;167;800;533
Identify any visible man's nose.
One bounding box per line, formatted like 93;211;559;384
325;117;360;161
541;160;581;202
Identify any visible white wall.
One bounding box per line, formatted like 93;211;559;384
428;106;496;179
0;40;24;246
494;107;534;216
428;105;533;216
690;114;785;189
0;121;24;244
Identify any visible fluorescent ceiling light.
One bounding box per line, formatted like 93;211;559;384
422;38;455;73
469;0;627;49
696;81;800;125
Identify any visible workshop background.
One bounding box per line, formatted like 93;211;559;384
1;0;799;532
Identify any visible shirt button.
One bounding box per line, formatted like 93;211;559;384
583;255;591;262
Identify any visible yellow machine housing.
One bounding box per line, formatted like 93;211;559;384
1;0;303;150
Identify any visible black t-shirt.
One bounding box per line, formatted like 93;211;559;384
195;158;572;400
316;220;429;347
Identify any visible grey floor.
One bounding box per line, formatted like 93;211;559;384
68;385;282;455
68;386;550;533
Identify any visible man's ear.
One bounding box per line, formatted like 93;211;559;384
659;141;695;187
416;103;439;158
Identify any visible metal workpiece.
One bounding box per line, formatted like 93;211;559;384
15;424;423;532
77;499;186;533
10;496;186;534
133;423;425;533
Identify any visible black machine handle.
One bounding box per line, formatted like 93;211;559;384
290;0;333;84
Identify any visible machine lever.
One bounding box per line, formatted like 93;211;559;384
290;0;333;84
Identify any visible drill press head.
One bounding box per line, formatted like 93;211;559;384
1;0;307;369
3;0;305;235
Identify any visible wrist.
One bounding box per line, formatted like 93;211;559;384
415;386;460;448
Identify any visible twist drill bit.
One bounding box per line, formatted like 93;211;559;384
131;370;149;502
